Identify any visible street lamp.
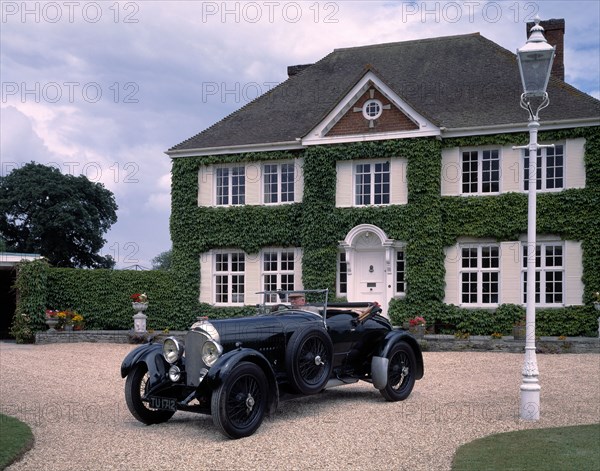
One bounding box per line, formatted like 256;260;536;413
514;16;555;421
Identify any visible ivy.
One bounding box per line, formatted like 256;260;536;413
12;127;599;337
10;259;48;343
11;260;192;340
45;268;181;330
168;127;598;335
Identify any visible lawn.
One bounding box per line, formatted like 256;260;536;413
0;414;34;470
452;423;600;471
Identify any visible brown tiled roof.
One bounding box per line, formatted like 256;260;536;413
170;33;599;152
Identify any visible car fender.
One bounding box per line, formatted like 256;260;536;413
120;343;167;386
371;331;424;389
206;348;279;415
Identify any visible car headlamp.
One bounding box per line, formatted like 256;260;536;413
168;365;181;382
163;337;183;364
201;340;223;367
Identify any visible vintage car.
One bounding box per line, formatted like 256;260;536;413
121;290;424;439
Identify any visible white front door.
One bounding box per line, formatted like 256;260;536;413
354;250;387;310
341;224;398;317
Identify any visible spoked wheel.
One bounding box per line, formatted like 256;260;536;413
125;363;175;424
286;326;333;395
379;342;416;402
211;362;268;439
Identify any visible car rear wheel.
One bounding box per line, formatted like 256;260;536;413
286;326;333;395
379;342;416;401
125;363;175;424
211;362;268;439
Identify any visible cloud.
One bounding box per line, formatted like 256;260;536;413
0;106;55;171
1;1;598;268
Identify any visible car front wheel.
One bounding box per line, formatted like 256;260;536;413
379;342;416;401
125;363;175;424
211;361;268;439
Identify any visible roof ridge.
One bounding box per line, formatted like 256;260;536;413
333;32;481;53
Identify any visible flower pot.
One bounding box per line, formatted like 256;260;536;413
64;325;73;332
410;325;425;338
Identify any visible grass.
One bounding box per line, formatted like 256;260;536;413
452;423;600;471
0;414;34;470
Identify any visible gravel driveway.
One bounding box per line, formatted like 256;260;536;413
1;342;598;471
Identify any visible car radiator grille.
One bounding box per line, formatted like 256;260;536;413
185;330;209;387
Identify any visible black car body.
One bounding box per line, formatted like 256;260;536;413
121;290;424;438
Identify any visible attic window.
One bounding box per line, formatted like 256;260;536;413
362;99;382;120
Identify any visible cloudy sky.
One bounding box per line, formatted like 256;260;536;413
1;0;599;268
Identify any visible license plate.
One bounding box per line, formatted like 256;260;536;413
148;396;177;411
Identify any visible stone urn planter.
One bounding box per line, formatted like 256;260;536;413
132;302;149;333
132;302;149;314
45;318;59;332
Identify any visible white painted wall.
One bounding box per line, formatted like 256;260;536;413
441;147;460;196
565;240;584;306
443;238;584;307
499;241;522;304
198;158;304;207
443;243;460;305
566;138;586;189
440;138;587;196
336;158;408;207
199;248;304;306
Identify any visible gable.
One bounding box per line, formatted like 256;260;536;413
302;70;440;145
325;84;419;137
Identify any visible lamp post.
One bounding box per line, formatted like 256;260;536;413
513;16;555;421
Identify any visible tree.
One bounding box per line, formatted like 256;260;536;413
0;162;118;268
151;249;172;270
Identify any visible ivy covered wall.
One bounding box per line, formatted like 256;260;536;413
11;127;598;342
170;126;599;336
11;260;181;342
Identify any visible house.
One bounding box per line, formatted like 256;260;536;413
166;19;599;320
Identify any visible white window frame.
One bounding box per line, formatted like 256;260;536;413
262;248;296;303
459;244;500;306
461;148;501;195
521;241;565;306
337;251;348;297
354;160;391;206
395;248;406;296
262;162;296;204
213;250;245;305
362;99;383;120
523;143;565;193
215;165;245;206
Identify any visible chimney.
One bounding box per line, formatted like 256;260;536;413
527;18;565;81
287;64;313;77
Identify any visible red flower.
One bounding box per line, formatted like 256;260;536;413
409;316;426;327
131;293;148;303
